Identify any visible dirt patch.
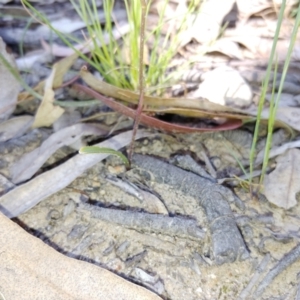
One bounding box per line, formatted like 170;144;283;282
8;132;300;300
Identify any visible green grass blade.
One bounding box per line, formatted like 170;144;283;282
79;146;129;166
259;1;300;187
248;0;286;192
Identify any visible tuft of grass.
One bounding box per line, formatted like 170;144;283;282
249;0;300;194
21;0;201;94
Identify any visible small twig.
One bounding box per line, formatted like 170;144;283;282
296;273;300;300
105;175;144;201
253;243;300;298
60;74;80;88
238;253;271;300
78;202;205;241
128;0;147;165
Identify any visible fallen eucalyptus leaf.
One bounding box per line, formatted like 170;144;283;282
264;148;300;209
80;69;248;115
32;65;65;128
10;123;106;184
255;140;300;166
257;106;300;131
0;130;151;218
195;66;253;108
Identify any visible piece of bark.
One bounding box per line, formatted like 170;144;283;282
78;202;205;242
131;154;249;264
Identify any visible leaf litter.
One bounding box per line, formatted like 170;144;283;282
31;64;65;128
264;148;300;209
0;129;151;218
1;0;300;299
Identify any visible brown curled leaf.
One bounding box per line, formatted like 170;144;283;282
74;83;243;133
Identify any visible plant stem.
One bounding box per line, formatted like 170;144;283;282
128;0;147;165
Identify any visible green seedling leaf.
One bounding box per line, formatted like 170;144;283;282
79;146;129;167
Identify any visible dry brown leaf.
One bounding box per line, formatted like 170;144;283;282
52;51;79;87
80;69;300;132
0;212;162;300
207;38;244;59
0;37;19;121
18;79;45;102
236;0;297;20
264;149;300;209
32;65;65;128
191;0;236;44
80;69;248;115
236;0;273;20
231;35;300;61
193;66;253;108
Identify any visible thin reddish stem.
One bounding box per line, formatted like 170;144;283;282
74;84;243;133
